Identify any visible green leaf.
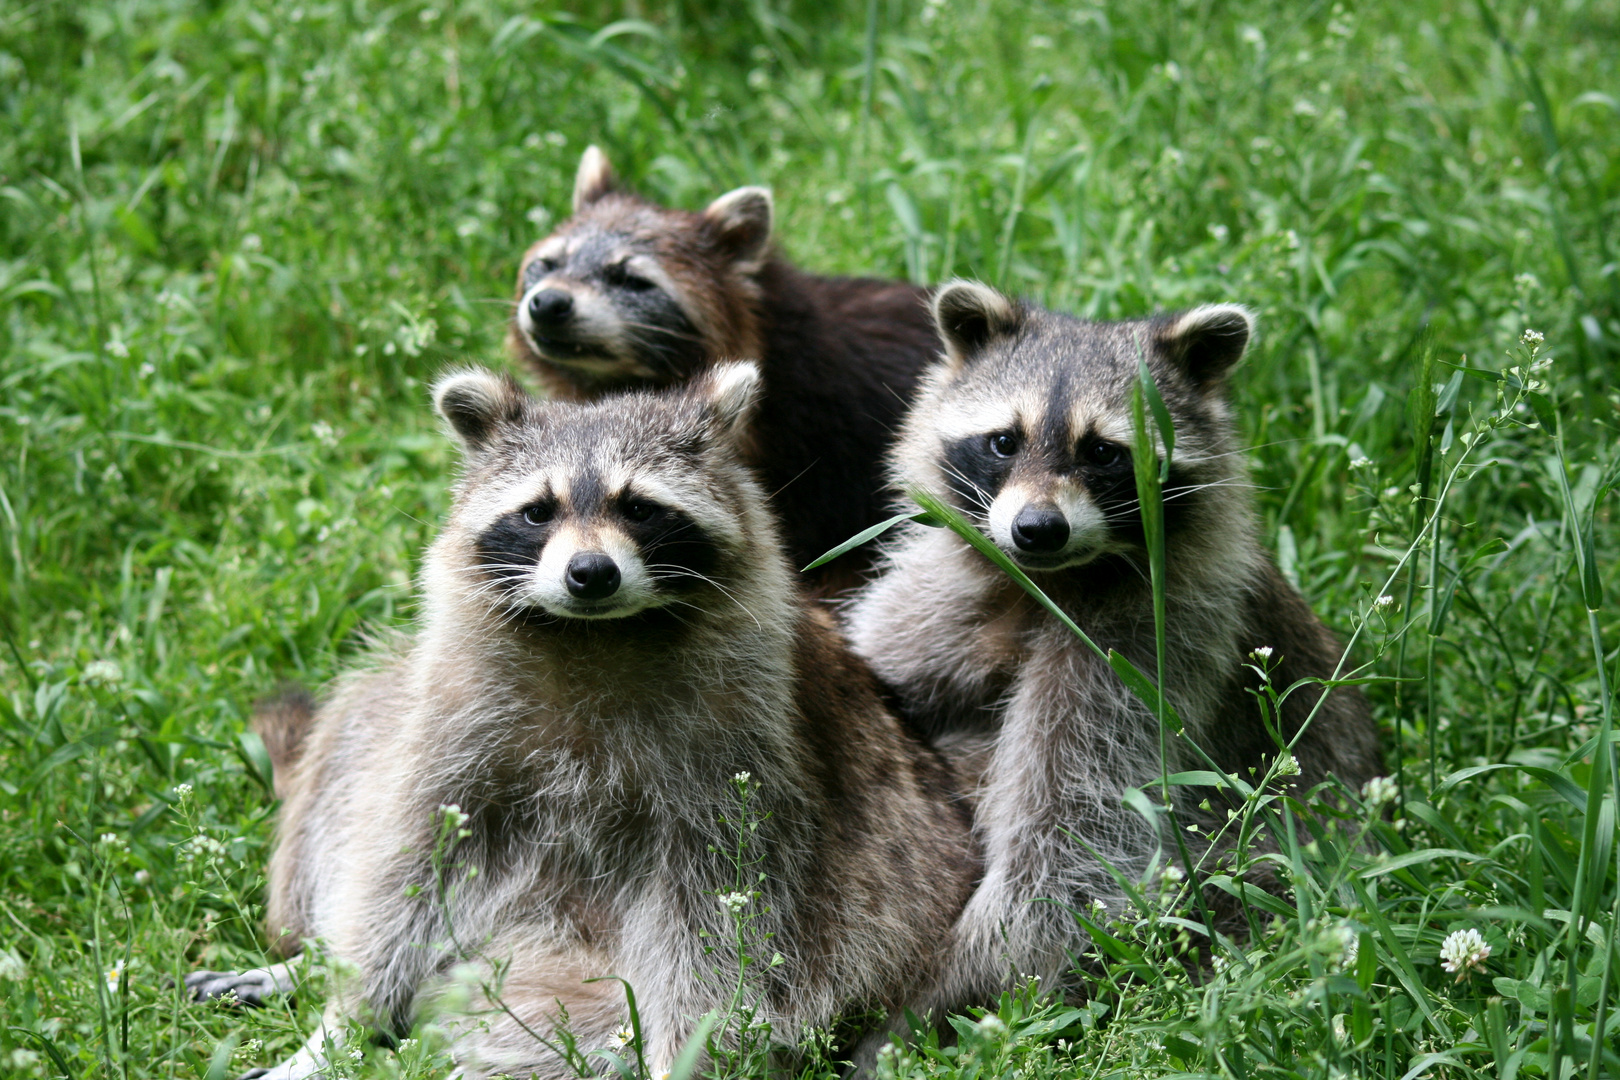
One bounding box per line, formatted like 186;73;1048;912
1137;357;1175;480
1360;848;1490;877
1435;762;1588;812
801;509;940;571
667;1011;716;1080
1108;650;1183;733
115;205;159;255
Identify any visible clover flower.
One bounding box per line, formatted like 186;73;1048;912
82;660;122;684
1439;927;1490;979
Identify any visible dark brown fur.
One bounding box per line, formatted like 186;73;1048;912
251;686;317;801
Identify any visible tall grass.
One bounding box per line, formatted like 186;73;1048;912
1;0;1617;1077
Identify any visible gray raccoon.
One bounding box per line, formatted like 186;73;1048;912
201;364;977;1080
843;281;1382;1008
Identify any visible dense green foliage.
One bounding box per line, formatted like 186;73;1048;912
3;0;1619;1076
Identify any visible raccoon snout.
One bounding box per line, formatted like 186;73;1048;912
527;288;575;326
1010;506;1070;554
565;552;621;600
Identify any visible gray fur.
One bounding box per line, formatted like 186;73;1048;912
236;365;977;1079
845;283;1382;1009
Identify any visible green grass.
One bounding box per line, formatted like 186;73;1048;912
2;0;1619;1076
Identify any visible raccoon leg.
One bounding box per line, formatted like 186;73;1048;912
936;651;1159;1006
185;961;299;1007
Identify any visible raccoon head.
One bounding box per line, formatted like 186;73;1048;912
431;361;767;622
900;280;1253;572
510;146;773;392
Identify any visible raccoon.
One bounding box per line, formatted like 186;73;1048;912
196;363;977;1080
843;281;1383;1008
508;146;940;580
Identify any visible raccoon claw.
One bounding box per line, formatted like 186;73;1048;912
185;963;296;1008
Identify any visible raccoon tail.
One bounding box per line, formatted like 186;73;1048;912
251;685;317;797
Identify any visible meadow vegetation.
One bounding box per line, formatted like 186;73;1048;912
2;0;1619;1076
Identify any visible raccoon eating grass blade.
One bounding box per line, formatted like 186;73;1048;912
800;509;943;572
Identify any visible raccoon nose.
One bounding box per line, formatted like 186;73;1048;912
565;552;621;601
1011;506;1070;554
527;289;574;326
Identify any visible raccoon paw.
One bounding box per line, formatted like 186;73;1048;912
185;962;297;1008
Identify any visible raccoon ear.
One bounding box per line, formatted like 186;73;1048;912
433;368;527;453
702;186;773;265
1156;304;1255;386
572;145;618;213
695;360;763;442
932;279;1022;369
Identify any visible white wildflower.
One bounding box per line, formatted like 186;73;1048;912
311;420;337;446
1361;775;1398;806
172;782;193;801
106;339;130;358
9;1049;40;1069
236;1039;264;1061
1162;864;1185;884
240;233;262;252
99;832;125;850
1374;594;1395;609
1439;927;1490;978
974;1013;1007;1038
439;804;469;830
133;869;150;886
608;1025;635;1051
719;891;750;914
1519;328;1544;349
82;659;122;684
105;959;125;991
1513;272;1539;292
1240;26;1264;48
1250;646;1274;662
1274;754;1301;777
138;362;156;379
0;948;26;981
1334;923;1359;969
733;771;751;784
1349;456;1373;469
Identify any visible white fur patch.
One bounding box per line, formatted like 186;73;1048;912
572;145;617;212
1167;302;1256;343
704;361;762;437
528;524;657;620
986;480;1113;570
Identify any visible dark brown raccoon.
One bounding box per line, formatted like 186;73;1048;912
508;146;940;584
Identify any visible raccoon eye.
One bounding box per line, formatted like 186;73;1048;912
1086;440;1125;468
988;433;1020;458
524;257;559;283
604;263;656;292
522;503;553;526
622;498;659;523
